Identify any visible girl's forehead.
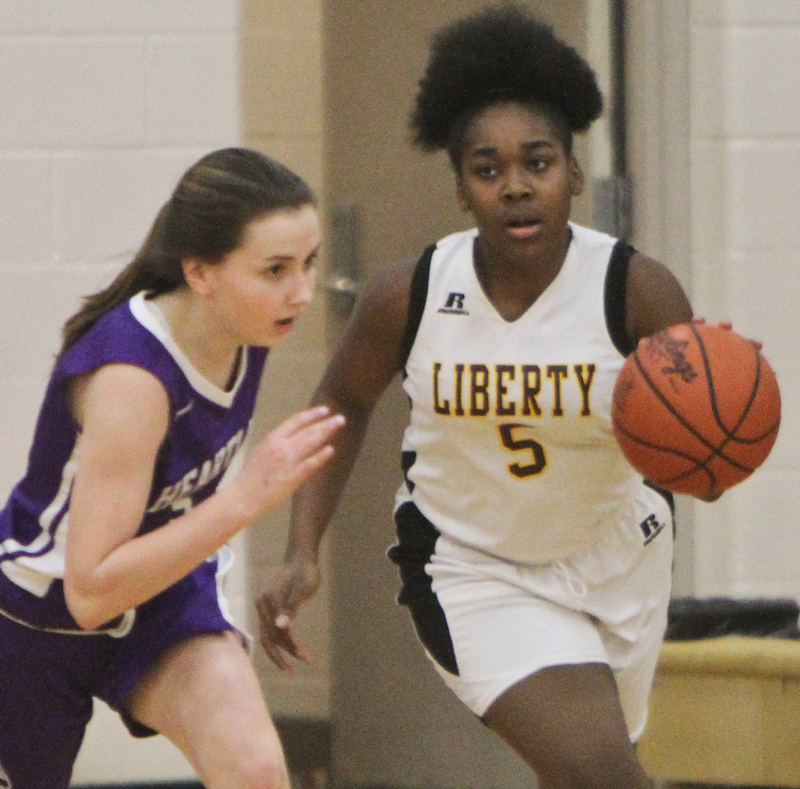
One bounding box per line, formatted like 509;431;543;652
462;102;565;155
467;102;559;137
241;204;320;242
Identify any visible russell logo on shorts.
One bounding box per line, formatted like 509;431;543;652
639;513;666;546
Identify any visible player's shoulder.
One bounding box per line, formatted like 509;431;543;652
356;240;444;328
354;257;415;330
58;296;165;373
625;251;693;343
352;231;477;348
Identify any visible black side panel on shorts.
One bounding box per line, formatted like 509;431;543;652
388;501;459;676
604;240;636;357
644;478;677;538
399;244;435;370
644;478;675;518
401;450;417;492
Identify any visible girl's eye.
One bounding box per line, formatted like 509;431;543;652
266;263;285;278
529;158;548;172
474;164;497;179
304;253;318;271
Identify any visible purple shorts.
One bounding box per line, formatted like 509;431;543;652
0;558;240;789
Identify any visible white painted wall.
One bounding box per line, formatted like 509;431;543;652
0;1;240;783
689;1;800;600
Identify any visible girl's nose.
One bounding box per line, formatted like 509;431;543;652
291;269;316;307
503;168;532;200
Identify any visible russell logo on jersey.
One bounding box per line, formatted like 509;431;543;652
438;292;469;315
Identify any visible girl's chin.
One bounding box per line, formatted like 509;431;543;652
255;320;295;346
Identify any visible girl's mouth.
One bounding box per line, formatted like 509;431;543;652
504;219;542;240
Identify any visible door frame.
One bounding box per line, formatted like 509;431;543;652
626;0;695;595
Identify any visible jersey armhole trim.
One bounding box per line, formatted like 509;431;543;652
399;244;435;369
604;240;636;357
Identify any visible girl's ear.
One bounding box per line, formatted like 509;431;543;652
569;157;585;197
182;257;213;296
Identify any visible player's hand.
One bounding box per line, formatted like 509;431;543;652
256;560;321;675
692;316;762;351
694;487;723;503
234;406;344;519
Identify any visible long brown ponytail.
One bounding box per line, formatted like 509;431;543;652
60;148;315;355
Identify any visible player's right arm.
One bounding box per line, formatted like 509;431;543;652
63;364;342;632
257;258;416;673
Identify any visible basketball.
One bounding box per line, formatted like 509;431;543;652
611;322;781;497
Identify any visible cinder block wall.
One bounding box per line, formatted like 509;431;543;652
0;2;240;783
689;2;800;601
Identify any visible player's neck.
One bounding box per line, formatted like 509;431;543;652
473;229;570;322
153;289;242;391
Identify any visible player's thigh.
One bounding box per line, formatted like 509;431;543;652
0;615;96;789
483;661;650;789
126;631;288;789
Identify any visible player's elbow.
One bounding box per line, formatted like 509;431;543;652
64;578;113;631
64;593;101;631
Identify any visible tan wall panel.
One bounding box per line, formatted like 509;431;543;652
239;0;332;720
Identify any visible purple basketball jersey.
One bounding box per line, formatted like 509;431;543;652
0;292;268;632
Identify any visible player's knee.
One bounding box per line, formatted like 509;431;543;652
538;742;650;789
228;753;290;789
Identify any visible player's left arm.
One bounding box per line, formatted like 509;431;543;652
624;251;694;346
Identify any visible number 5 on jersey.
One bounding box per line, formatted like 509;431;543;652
499;423;546;478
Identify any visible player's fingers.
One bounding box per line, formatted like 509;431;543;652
260;634;291;674
273;405;335;439
257;586;314;653
282;446;335;491
279;578;319;625
291;415;345;458
263;624;307;661
256;597;307;671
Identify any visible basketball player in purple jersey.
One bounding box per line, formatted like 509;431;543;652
0;148;343;789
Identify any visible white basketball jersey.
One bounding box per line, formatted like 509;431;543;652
397;222;657;564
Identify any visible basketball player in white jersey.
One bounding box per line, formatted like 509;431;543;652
258;6;711;788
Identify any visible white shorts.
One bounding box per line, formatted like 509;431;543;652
389;484;673;741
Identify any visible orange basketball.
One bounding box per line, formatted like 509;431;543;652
612;322;781;497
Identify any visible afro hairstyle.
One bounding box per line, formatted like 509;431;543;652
410;3;603;164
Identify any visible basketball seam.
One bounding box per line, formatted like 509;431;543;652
691;323;778;446
631;351;755;475
613;420;717;489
